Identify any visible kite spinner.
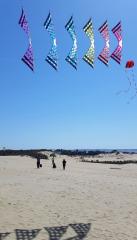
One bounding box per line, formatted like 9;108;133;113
19;9;34;71
65;16;78;69
83;19;95;68
44;12;58;70
98;20;110;66
111;21;122;64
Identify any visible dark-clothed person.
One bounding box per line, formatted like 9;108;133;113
62;159;66;170
37;157;40;168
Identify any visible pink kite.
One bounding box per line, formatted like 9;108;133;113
111;21;122;64
98;20;110;66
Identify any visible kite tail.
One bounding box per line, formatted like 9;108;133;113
83;19;95;68
116;69;132;95
127;69;137;103
131;69;137;92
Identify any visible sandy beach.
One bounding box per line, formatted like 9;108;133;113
0;153;137;239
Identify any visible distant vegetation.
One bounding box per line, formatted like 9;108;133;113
55;149;114;156
55;149;136;156
81;159;137;164
0;149;48;159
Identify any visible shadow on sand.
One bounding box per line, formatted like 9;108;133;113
0;223;91;240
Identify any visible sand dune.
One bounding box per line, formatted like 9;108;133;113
0;154;137;239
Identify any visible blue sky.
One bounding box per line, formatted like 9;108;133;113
0;0;137;149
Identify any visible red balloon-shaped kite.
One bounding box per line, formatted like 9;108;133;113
117;60;137;103
125;60;137;103
125;60;134;69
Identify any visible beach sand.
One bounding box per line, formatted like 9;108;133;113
0;154;137;239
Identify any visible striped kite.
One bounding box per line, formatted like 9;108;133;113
44;12;58;70
83;19;95;68
111;21;122;64
65;16;78;69
98;20;110;66
19;8;34;71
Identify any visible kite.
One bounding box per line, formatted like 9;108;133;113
126;60;134;69
65;16;78;69
125;60;137;103
83;19;95;68
116;60;137;103
44;12;58;70
98;20;110;66
123;60;135;95
111;21;122;64
19;8;34;71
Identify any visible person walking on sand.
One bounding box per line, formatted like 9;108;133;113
37;156;40;169
52;157;56;168
62;159;66;170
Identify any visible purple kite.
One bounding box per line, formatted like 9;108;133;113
111;21;122;64
98;20;110;66
19;8;34;71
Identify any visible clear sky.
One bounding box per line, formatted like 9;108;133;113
0;0;137;149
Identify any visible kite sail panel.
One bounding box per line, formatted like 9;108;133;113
19;8;34;71
111;21;122;64
44;12;58;70
98;20;110;66
65;16;78;70
83;19;95;68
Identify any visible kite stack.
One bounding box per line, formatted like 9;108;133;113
19;9;123;71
